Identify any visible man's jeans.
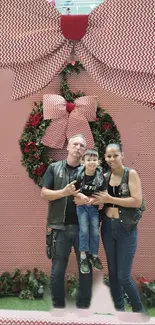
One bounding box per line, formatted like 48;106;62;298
76;205;99;255
101;215;144;312
51;225;92;308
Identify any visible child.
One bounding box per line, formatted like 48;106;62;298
74;149;107;274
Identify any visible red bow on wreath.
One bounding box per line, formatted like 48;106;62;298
42;95;98;149
0;0;154;108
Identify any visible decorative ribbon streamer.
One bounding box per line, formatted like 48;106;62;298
42;95;98;149
0;0;154;108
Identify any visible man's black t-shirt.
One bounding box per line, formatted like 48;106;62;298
65;163;79;225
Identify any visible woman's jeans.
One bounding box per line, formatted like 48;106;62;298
101;215;144;312
76;205;99;255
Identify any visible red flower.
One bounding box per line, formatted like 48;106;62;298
28;113;43;127
139;277;149;284
33;164;46;176
101;122;112;131
23;147;29;153
35;155;40;160
24;142;37;153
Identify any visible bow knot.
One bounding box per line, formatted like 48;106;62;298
42;94;98;149
66;102;75;113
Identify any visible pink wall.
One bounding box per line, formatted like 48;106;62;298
0;68;154;279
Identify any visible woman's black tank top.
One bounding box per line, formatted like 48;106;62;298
106;183;120;208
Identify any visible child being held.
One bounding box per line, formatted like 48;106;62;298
74;149;107;274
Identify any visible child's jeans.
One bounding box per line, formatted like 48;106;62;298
76;205;99;255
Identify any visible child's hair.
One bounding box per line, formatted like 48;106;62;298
83;148;99;159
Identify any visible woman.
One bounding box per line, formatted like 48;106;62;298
93;143;144;313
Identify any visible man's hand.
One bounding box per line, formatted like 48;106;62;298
63;180;78;197
74;196;84;206
76;193;90;204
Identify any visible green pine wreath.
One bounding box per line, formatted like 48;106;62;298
19;61;121;186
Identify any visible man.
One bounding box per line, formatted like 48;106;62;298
40;134;92;309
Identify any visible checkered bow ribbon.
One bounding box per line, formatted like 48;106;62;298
0;0;154;107
42;94;98;149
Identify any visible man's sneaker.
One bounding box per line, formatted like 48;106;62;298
80;258;90;274
89;255;103;271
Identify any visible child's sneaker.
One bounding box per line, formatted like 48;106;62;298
89;255;103;271
80;258;90;274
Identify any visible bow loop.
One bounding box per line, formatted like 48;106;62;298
42;95;97;149
43;94;68;120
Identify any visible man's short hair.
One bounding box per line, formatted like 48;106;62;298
68;134;86;145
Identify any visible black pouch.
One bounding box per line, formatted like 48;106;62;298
46;228;57;259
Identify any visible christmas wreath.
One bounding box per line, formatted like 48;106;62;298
19;61;121;186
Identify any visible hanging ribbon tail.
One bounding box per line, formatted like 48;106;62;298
42;117;68;149
66;113;95;149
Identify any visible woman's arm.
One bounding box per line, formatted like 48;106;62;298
93;169;142;208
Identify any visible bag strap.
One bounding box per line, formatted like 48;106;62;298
120;167;130;187
122;167;145;212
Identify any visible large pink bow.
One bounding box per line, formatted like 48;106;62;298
0;0;154;108
42;95;97;149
